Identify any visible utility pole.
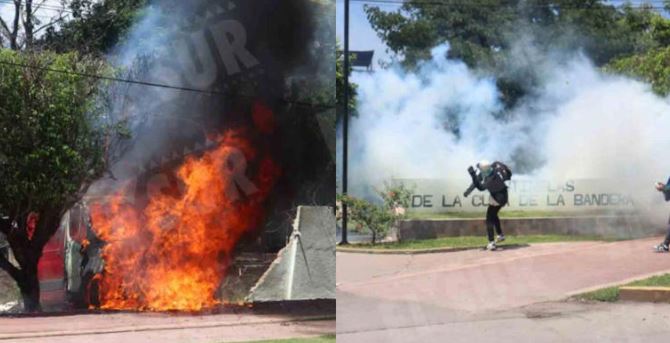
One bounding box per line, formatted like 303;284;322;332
340;0;350;245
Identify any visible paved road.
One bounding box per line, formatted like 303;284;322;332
337;237;670;342
0;305;334;342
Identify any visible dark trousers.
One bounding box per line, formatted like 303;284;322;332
663;215;670;246
486;205;503;242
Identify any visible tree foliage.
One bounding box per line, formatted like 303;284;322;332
0;0;70;50
605;45;670;97
0;51;112;214
0;50;119;311
284;1;337;111
337;182;412;244
0;0;148;54
336;40;358;123
42;0;148;56
366;0;670;107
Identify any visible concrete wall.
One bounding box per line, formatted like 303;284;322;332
398;178;639;213
398;215;663;241
247;206;335;302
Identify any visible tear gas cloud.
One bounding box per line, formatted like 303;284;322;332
344;43;670;219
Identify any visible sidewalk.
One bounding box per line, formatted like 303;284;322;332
337;237;670;341
0;303;335;343
338;300;670;343
338;238;670;311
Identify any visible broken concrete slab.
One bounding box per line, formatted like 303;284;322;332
246;206;335;302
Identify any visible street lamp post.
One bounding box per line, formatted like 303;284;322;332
340;0;351;245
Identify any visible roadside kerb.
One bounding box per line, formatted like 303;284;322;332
336;244;529;255
0;315;334;341
619;287;670;303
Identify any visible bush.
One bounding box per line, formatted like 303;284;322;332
337;182;412;244
0;49;119;311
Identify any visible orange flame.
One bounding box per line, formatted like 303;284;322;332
90;131;280;311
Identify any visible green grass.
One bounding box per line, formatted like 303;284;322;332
405;210;634;220
577;286;621;302
629;273;670;287
575;274;670;302
235;335;336;343
342;234;608;250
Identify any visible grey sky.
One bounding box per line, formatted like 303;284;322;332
336;0;400;67
0;0;74;46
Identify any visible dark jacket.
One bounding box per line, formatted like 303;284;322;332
470;162;509;206
664;177;670;202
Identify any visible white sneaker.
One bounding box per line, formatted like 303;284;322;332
654;244;669;253
486;242;497;251
495;235;505;243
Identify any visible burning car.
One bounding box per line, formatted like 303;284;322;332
36;203;101;309
38;130;283;311
38;203;335;311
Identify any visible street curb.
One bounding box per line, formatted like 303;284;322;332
0;314;335;340
566;268;670;298
336;244;529;255
336;246;472;255
619;287;670;303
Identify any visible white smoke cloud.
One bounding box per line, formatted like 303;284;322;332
345;43;670;218
536;57;670;216
348;44;521;195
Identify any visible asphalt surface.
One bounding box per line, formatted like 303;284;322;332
0;303;335;342
337;237;670;342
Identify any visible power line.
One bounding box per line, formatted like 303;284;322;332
340;0;350;245
0;60;336;110
350;0;670;10
0;0;72;12
351;0;670;5
0;0;74;14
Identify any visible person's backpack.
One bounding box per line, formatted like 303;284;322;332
493;161;512;181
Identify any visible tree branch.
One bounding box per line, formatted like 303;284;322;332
0;17;11;39
31;206;61;252
11;0;22;50
32;0;67;36
23;0;34;49
0;250;21;283
32;0;51;13
0;216;10;236
33;16;65;36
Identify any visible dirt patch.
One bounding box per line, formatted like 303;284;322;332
524;310;562;319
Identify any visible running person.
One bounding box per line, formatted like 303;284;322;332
654;177;670;252
467;160;512;251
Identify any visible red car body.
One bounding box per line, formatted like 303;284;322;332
37;206;88;308
37;225;66;306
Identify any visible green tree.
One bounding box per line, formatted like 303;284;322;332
0;50;122;312
0;0;71;50
337;195;392;244
336;39;358;123
605;45;670;96
366;0;670;107
337;182;412;244
41;0;148;56
0;0;147;54
285;1;337;113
